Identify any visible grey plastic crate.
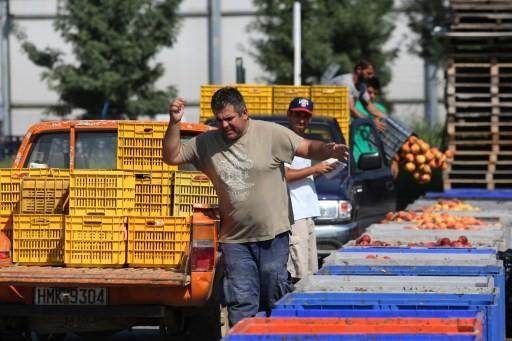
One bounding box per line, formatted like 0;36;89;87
409;199;512;212
379;116;414;161
294;274;495;295
367;223;505;235
323;251;500;267
344;231;506;250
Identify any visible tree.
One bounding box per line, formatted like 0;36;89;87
248;0;397;87
18;0;182;119
401;0;451;63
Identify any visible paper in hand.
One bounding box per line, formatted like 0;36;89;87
322;158;347;180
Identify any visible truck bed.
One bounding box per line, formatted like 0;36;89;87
0;266;189;287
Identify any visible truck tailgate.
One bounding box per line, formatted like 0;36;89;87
0;266;189;287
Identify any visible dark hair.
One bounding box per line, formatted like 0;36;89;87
211;87;246;115
367;77;381;91
354;59;374;72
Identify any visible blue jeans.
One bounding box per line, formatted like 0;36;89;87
220;231;292;327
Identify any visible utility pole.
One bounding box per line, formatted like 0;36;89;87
293;1;301;86
207;0;222;84
0;0;11;137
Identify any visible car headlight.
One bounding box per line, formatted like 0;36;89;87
317;200;352;221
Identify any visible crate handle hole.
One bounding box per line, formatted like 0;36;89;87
192;175;210;182
32;218;49;224
84;221;103;227
146;220;164;227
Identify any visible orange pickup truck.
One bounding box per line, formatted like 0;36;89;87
0;120;222;340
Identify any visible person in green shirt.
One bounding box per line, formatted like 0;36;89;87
353;77;399;177
354;77;386;117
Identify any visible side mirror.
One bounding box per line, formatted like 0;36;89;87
357;152;381;170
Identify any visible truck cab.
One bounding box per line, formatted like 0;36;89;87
0;120;222;340
243;116;396;257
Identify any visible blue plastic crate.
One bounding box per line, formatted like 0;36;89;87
317;264;504;336
426;189;512;200
273;292;500;341
338;247;496;254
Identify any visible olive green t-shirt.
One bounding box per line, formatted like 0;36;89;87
180;120;304;243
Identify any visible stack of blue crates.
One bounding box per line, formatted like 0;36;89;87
270;247;503;340
224;195;508;340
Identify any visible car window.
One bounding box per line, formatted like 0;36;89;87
352;123;380;169
24;132;70;168
75;131;117;169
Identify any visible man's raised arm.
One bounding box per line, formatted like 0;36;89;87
163;97;186;165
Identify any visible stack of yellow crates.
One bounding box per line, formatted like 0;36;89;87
10;169;70;265
199;84;350;141
2;120;220;269
117;122;217;268
66;170;134;267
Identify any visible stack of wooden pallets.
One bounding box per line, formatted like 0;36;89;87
445;0;512;190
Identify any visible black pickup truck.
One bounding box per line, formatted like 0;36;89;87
209;116;396;257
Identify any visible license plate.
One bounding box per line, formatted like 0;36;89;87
34;287;107;306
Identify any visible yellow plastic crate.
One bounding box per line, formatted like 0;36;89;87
273;86;311;114
311;85;350;141
0;168;70;215
199;85;223;123
12;214;64;265
0;215;12;240
199;84;273;122
20;177;69;214
69;170;135;216
64;215;126;267
134;171;172;217
171;171;218;217
127;216;190;267
117;122;177;171
237;85;273;115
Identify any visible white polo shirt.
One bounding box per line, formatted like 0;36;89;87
286;156;320;221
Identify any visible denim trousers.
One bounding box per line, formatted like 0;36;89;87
219;231;292;327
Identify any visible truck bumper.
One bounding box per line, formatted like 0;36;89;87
0;303;167;317
315;221;358;258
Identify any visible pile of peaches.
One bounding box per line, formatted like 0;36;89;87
393;136;454;184
383;210;485;230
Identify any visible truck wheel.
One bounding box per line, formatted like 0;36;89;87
184;305;221;341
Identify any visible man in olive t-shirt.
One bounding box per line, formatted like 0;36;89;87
163;87;348;327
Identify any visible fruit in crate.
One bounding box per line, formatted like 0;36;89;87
394;136;454;184
383;210;486;230
353;234;473;248
430;199;480;212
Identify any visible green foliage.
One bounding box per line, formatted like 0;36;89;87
19;0;182;119
401;0;451;63
410;120;446;149
249;0;397;86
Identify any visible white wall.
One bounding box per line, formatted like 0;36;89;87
5;0;442;135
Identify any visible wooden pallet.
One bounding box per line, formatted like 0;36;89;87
447;118;512;139
450;0;512;32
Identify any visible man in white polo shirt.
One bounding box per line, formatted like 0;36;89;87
285;97;335;282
